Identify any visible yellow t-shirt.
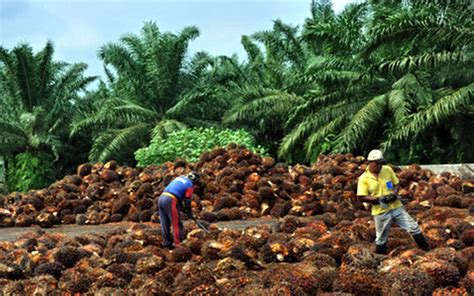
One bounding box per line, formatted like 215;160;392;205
357;165;402;215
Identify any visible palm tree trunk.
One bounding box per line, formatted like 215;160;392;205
0;156;8;193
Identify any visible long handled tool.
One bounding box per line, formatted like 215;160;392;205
192;217;210;233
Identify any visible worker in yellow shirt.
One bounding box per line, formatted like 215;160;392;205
357;149;430;254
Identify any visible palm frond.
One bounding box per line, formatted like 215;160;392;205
103;65;116;85
166;87;229;122
307;0;335;25
53;63;96;100
89;123;150;162
335;95;387;152
241;35;264;64
285;91;346;129
141;21;161;45
303;116;345;159
13;43;37;110
0;46;20;99
109;100;158;121
383;83;474;149
70;98;157;136
273;19;306;69
391;72;432;108
224;92;304;127
432;65;474;89
0;46;16;76
0;120;27;142
151;119;188;139
279;100;366;158
36;40;54;102
308;69;362;85
120;33;146;64
177;26;200;44
364;4;473;56
35;134;62;160
186;51;214;80
379;51;468;73
98;43;139;77
387;89;410;126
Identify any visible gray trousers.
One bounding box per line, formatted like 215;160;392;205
374;206;421;246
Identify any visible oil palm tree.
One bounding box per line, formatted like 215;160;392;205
279;1;376;162
166;53;243;127
222;20;310;154
279;0;473;163
0;41;96;189
371;0;474;162
71;22;207;163
0;41;96;158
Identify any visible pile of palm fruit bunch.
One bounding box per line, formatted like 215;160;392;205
0;212;472;295
0;144;473;229
0;145;472;294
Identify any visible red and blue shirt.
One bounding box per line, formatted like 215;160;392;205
163;176;194;202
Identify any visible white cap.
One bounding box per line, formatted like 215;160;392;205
367;149;385;162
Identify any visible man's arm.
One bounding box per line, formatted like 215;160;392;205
393;184;399;194
390;167;400;194
183;187;194;218
359;195;380;205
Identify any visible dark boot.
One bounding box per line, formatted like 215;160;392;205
375;244;387;255
412;233;430;251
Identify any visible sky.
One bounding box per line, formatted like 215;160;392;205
1;0;355;82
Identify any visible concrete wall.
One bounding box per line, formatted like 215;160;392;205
403;163;474;180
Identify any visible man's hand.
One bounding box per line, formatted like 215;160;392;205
360;195;380;205
183;199;194;219
380;193;398;204
186;209;194;220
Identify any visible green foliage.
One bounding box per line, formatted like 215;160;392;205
71;22;214;164
3;0;472;173
6;153;55;192
0;41;96;192
0;42;96;159
135;127;267;166
279;0;474;163
220;20;311;155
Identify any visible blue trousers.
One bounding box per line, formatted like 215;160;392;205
158;195;184;247
374;206;421;246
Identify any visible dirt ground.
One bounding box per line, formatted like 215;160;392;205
0;217;281;242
